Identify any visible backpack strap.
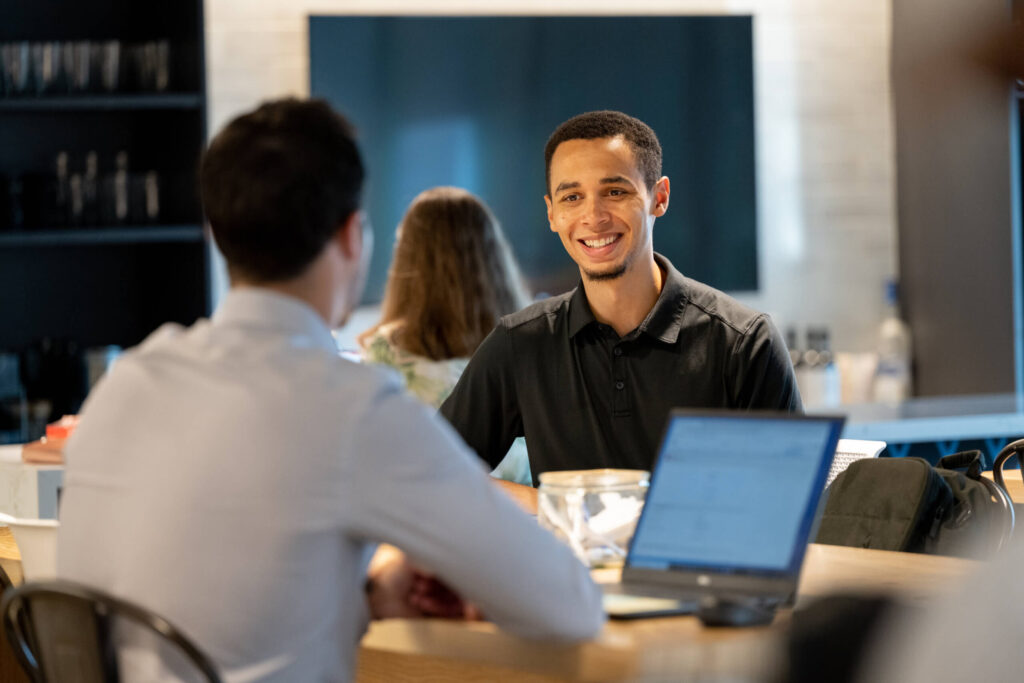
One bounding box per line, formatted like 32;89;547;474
937;450;983;480
947;446;1017;554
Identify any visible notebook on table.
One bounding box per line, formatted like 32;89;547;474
602;410;845;621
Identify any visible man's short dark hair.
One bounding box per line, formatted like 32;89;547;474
200;98;365;282
544;110;662;193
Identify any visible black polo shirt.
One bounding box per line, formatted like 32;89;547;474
440;254;802;484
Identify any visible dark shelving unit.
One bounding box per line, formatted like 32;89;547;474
0;0;209;352
0;1;209;438
0;225;205;248
0;93;204;111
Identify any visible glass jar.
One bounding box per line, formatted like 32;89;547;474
537;468;650;568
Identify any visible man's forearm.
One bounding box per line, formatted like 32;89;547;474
493;478;537;515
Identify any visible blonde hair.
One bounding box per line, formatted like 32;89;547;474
360;187;530;360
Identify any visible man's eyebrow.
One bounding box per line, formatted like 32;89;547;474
600;175;636;187
553;181;580;193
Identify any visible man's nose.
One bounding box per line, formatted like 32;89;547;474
580;195;611;227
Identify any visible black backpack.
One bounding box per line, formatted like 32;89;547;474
815;449;1015;558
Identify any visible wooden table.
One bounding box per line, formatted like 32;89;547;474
0;523;989;682
0;528;21;586
357;469;1024;681
356;543;975;682
984;468;1023;502
0;528;29;683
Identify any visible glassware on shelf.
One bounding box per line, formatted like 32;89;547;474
7;150;167;230
44;151;71;227
2;39;176;97
98;41;120;92
129;40;171;92
81;151;100;225
1;42;31;96
66;41;91;93
29;42;62;95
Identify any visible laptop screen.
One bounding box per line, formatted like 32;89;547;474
626;411;844;577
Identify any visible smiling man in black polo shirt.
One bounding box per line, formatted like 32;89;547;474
441;110;801;507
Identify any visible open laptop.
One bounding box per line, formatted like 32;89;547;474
603;409;845;620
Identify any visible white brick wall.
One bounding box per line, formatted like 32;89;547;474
205;0;897;354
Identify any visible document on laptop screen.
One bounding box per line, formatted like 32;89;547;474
628;415;838;574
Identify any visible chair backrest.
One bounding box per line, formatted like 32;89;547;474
1;580;223;683
0;514;58;582
992;438;1024;494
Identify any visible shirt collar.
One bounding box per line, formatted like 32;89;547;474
567;285;597;338
567;253;688;343
640;253;688;344
212;288;339;353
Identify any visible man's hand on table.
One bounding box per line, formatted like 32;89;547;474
366;545;482;620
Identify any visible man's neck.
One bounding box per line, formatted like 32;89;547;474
231;254;336;327
581;258;664;337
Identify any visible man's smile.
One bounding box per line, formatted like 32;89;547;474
580;234;622;250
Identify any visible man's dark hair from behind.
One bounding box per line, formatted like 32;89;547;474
543;110;663;193
200;98;365;283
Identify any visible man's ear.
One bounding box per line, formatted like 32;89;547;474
651;177;670;217
544;194;555;232
335;211;363;260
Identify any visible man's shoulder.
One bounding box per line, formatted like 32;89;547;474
677;276;769;337
499;290;575;333
125;316;403;398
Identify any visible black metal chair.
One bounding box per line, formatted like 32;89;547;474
1;580;222;683
0;564;13;592
992;438;1024;498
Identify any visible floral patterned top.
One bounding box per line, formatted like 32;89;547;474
361;327;532;485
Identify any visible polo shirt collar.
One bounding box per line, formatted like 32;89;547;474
567;285;597;338
640;253;687;344
566;253;688;343
212;287;340;353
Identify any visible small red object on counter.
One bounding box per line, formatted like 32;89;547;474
22;415;79;465
44;415;79;441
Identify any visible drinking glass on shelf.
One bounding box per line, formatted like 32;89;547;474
46;151;71;227
30;42;63;95
98;40;120;92
82;151;99;225
143;171;160;222
67;41;91;93
2;42;31;96
69;174;83;226
154;40;170;91
129;171;160;224
130;41;171;92
100;151;129;225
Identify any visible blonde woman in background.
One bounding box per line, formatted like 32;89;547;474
360;186;532;484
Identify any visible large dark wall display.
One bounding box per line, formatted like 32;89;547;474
0;0;209;439
310;15;758;303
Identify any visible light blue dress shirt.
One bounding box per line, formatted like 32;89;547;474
57;289;603;682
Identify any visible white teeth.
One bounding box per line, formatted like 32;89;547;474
583;235;618;248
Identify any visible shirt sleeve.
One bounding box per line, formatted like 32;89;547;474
344;389;605;641
729;314;804;412
439;324;523;469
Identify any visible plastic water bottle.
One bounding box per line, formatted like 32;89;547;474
795;328;841;409
873;280;913;402
816;327;842;408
